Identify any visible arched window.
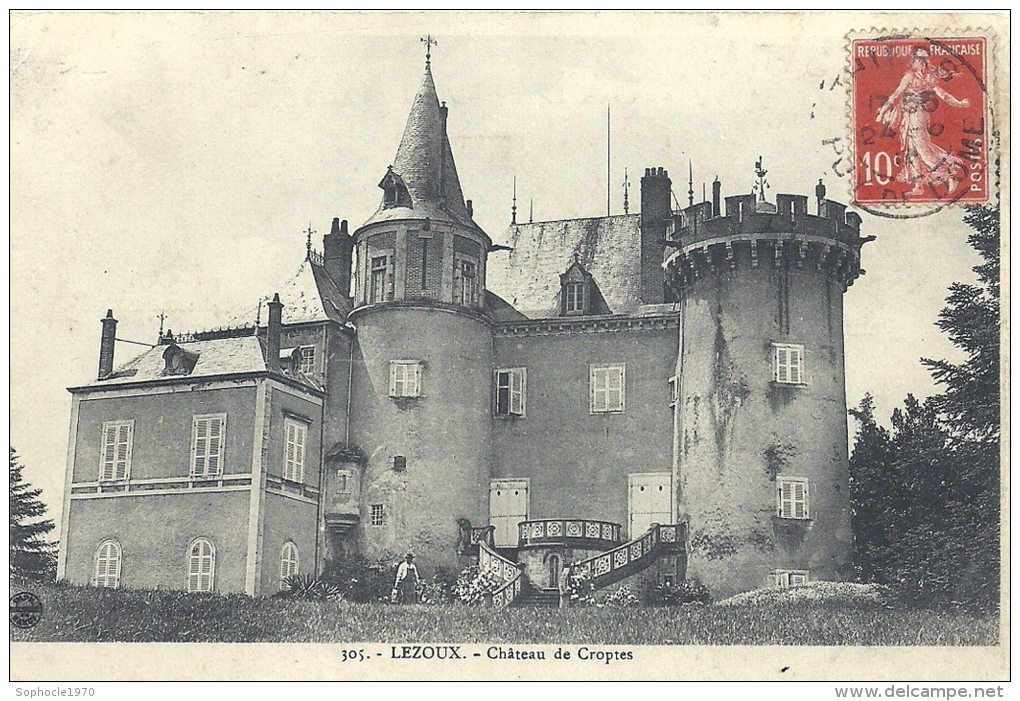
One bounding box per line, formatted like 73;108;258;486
280;541;300;589
187;538;215;593
93;540;121;588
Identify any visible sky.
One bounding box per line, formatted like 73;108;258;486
9;12;987;520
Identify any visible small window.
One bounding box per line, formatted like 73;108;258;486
389;360;422;398
454;256;478;307
370;504;385;526
298;346;316;375
187;538;215;593
280;541;299;589
370;256;391;304
591;364;626;413
191;414;226;478
93;540;121;589
777;477;810;519
393;455;407;472
668;376;679;406
284;418;308;482
774;569;809;587
100;420;133;482
774;343;806;385
494;368;527;417
565;281;586;314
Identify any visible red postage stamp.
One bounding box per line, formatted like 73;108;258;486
850;35;990;206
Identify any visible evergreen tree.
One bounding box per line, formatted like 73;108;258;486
849;201;1001;610
10;447;57;581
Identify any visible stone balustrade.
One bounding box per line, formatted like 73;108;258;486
570;523;684;590
517;518;624;550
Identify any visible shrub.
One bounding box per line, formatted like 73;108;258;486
567;568;596;605
419;566;458;605
644;579;711;606
323;556;396;603
452;565;503;606
598;585;641;607
275;574;344;602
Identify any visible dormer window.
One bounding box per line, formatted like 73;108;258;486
378;167;411;210
161;342;199;376
565;282;585;314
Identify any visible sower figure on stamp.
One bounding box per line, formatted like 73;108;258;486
876;46;970;197
392;552;420;604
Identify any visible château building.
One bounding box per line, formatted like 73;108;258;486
58;49;867;602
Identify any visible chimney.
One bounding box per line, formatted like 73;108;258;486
267;294;283;373
466;199;473;218
640;166;672;305
98;309;117;379
323;217;354;297
815;179;827;215
712;177;722;218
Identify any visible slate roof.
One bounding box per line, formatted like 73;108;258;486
85;336;268;387
362;65;477;231
230;258;351;327
486;214;644;318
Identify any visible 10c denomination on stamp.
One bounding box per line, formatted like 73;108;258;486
850;34;990;207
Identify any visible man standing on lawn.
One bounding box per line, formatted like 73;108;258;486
393;552;420;604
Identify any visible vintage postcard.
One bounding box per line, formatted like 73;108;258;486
8;12;1009;684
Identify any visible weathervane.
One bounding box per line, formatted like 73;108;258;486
305;223;315;259
688;160;694;208
421;35;437;66
622;168;630;215
753;156;770;202
511;176;517;225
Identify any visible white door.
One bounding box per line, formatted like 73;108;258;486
628;473;672;539
489;479;529;547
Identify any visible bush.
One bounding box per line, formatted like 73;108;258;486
644;579;711;606
452;565;503;606
274;574;344;602
323;556;396;603
567;568;596;605
597;585;641;607
419;566;458;605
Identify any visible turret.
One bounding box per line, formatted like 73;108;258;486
665;167;866;598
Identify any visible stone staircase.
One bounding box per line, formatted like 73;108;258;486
513;582;560;607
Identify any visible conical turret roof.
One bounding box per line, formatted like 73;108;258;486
363;64;475;229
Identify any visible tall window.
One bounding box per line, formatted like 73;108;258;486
774;343;805;385
370;504;385;526
389;360;422;398
777;477;810;520
494;368;527;417
565;281;585;314
774;569;809;587
100;420;133;481
191;414;226;478
187;538;215;593
668;376;679;406
298;346;316;375
591;364;626;413
370;255;390;304
93;540;121;588
280;542;299;589
284;419;307;482
454;257;478;307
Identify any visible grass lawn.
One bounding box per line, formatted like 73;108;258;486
9;579;998;645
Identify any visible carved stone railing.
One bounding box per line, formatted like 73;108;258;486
570;523;685;592
478;539;525;609
517;518;624;549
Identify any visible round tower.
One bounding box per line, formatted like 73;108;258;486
664;177;867;599
347;59;493;572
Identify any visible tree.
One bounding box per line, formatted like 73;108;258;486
10;447;57;581
849;201;1000;610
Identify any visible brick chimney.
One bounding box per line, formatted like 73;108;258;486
323;218;354;298
640;167;672;305
267;294;283;373
712;177;722;218
98;309;117;379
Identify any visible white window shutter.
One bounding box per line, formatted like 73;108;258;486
790;348;802;384
412;363;422;396
510;369;525;415
389;362;398;396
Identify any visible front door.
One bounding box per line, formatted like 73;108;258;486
489;479;529;548
628;472;672;539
